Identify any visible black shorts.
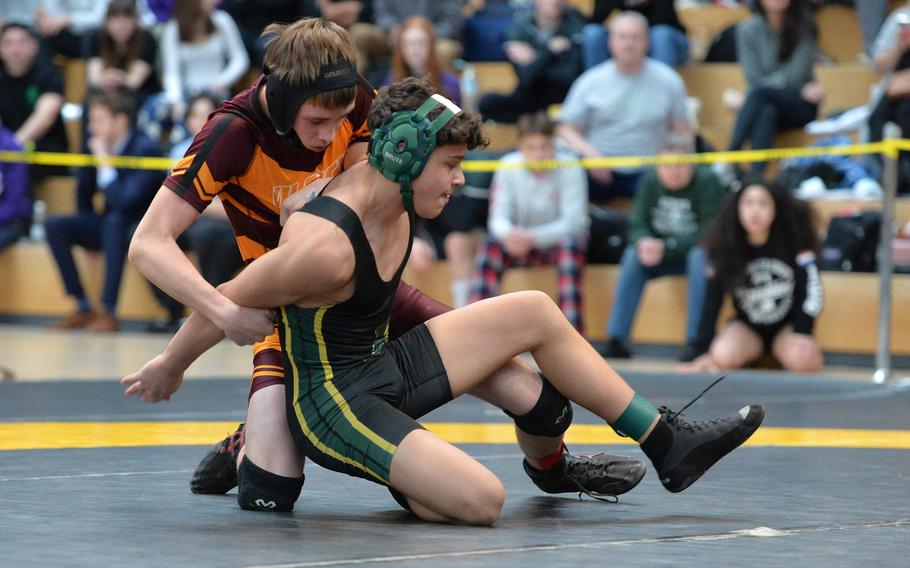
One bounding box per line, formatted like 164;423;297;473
730;317;786;352
285;324;452;485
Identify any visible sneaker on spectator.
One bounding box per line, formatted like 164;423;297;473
86;313;119;333
601;337;632;359
49;310;97;330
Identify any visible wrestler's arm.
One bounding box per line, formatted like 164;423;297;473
122;215;354;401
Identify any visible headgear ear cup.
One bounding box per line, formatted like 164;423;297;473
369;94;462;213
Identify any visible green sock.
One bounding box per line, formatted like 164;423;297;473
611;393;660;441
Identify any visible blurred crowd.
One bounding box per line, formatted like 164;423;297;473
1;0;905;373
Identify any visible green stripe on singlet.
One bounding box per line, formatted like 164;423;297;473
283;306;397;482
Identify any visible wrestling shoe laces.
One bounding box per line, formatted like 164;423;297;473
659;375;727;427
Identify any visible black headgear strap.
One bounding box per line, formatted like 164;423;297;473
264;60;357;137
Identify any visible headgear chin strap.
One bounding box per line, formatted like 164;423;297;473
368;94;462;214
264;60;357;138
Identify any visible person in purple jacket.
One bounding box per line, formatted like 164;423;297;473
0;123;30;251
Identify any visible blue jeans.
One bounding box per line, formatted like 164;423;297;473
582;23;690;70
45;211;138;314
607;245;708;343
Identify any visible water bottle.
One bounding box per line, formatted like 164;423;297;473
30;200;47;242
460;62;479;114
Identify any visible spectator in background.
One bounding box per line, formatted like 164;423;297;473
301;1;388;85
141;0;248;146
724;0;821;176
469;111;589;332
0;122;30;252
868;5;910;154
33;1;112;59
373;0;464;71
557;12;689;202
602;134;724;361
582;0;689;70
87;0;160;108
45;89;163;332
221;0;298;67
385;16;461;104
0;23;67;184
680;179;824;373
478;0;585;124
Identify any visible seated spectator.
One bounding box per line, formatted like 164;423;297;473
0;122;30;251
557;12;690;202
87;0;160;108
851;0;888;57
602;134;724;361
140;0;249;146
868;4;910;179
301;0;388;85
680;179;824;373
582;0;689;70
0;23;68;183
221;0;298;67
34;0;106;59
0;1;43;31
45;89;164;332
373;0;464;71
724;0;822;176
147;92;243;332
469;112;589;332
478;0;585;124
384;16;461;105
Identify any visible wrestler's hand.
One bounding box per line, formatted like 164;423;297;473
121;354;185;402
216;299;275;346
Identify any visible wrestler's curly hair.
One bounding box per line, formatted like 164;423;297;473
368;77;488;150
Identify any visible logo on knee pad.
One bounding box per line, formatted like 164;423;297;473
253;499;277;509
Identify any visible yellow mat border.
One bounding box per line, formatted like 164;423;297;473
1;422;909;451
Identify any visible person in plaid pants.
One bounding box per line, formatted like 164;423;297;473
469;112;589;332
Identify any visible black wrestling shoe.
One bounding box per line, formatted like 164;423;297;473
642;378;764;493
523;451;647;502
190;422;245;494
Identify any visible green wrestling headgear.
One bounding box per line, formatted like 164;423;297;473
368;93;462;214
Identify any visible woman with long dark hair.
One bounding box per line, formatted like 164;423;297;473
725;0;823;175
384;16;460;105
681;179;824;373
86;0;159;106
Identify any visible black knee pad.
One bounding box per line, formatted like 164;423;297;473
504;374;573;438
237;456;304;513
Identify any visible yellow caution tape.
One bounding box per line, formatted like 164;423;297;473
0;150;177;170
0;139;903;174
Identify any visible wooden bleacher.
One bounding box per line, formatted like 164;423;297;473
2;234;908;355
681;63;878;151
399;261;910;356
0;241;168;321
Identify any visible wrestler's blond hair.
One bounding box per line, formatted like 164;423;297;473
262;18;359;109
